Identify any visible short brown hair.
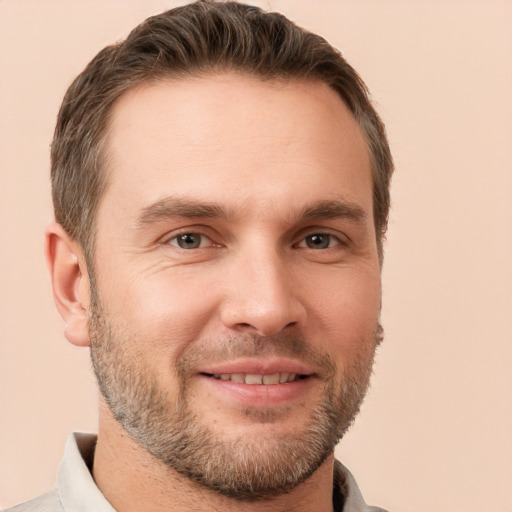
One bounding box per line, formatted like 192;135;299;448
51;0;393;263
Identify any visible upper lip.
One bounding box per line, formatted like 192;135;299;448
197;358;317;377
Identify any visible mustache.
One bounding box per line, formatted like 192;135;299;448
175;333;337;379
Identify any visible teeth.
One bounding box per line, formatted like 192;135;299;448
245;374;263;385
208;372;303;385
263;373;280;385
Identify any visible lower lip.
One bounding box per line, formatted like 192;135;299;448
197;374;315;407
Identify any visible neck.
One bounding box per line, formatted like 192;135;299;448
93;403;335;512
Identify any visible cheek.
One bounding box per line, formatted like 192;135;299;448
99;269;222;358
307;269;381;360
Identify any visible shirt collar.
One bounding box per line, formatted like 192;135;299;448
333;459;379;512
57;433;114;512
57;432;377;512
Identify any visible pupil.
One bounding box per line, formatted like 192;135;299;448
307;234;329;249
178;234;200;249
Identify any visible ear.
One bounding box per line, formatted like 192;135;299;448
45;223;91;347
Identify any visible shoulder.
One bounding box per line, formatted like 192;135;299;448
2;488;63;512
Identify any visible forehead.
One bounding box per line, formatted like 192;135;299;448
100;73;372;223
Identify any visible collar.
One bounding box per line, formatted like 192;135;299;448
57;433;114;512
333;459;386;512
57;432;382;512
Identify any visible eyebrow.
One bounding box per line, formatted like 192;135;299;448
299;200;367;225
137;197;228;226
136;196;367;227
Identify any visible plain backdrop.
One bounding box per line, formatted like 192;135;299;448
1;1;511;511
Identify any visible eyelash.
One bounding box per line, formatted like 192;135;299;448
296;233;343;250
167;232;217;250
165;231;347;251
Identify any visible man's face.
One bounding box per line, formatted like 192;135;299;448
88;74;382;499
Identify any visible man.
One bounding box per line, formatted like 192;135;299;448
5;1;393;511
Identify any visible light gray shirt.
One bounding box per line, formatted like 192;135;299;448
3;433;388;512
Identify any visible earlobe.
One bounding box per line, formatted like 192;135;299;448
45;223;91;347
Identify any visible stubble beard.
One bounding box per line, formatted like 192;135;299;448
88;295;378;501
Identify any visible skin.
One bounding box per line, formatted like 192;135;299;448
46;73;382;512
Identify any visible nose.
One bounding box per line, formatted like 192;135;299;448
219;246;306;337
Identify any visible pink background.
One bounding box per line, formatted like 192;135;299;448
1;1;511;510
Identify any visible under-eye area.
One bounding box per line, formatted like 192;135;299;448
201;372;310;385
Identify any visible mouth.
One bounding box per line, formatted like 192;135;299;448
200;372;309;385
194;359;318;407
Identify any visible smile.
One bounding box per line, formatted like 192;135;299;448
202;372;307;384
195;361;318;407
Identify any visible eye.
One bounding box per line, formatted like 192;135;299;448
298;234;341;249
168;233;211;249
